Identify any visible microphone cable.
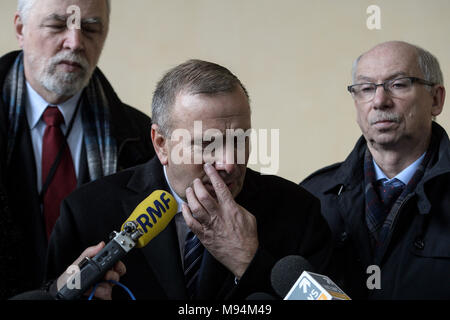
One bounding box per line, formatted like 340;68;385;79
87;280;136;300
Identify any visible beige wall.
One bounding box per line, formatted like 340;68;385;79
1;0;449;183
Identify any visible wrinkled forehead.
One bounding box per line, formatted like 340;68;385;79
30;0;108;23
171;90;252;133
356;43;422;81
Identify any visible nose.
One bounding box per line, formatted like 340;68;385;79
214;162;237;176
372;84;393;110
213;145;237;175
63;28;84;52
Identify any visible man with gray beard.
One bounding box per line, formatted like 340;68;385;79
301;41;450;299
0;0;155;298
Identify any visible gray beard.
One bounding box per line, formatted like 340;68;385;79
28;51;92;98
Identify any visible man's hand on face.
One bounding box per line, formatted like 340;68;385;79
181;163;259;279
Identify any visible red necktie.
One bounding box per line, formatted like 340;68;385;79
42;106;77;240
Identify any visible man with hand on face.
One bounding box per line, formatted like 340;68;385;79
301;41;450;299
46;60;332;299
0;0;154;298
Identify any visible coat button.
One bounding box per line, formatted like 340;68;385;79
336;232;347;248
414;237;425;250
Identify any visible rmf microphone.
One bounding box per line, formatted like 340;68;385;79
55;190;178;300
270;255;351;300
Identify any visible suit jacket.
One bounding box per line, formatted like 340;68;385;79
46;157;332;300
0;51;156;296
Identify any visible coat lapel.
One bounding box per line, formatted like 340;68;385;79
120;158;187;299
6;117;49;285
77;142;91;186
337;182;374;266
332;138;374;266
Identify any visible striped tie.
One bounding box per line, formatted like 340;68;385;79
376;178;405;243
184;231;204;299
377;178;405;210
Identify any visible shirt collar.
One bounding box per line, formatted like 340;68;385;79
373;152;426;185
25;81;82;130
163;165;186;214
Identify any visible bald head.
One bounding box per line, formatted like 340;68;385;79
352;41;443;86
350;40;446;165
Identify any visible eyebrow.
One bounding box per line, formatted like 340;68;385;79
82;17;103;25
41;14;104;26
356;72;409;83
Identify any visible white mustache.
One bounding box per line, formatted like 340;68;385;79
49;52;89;71
369;112;400;125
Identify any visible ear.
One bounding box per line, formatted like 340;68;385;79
14;13;25;49
151;124;169;165
431;85;446;117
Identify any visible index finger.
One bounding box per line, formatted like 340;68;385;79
203;163;233;203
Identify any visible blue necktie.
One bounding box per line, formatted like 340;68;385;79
184;231;204;299
377;178;405;211
375;178;405;243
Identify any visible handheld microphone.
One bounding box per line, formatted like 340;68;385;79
271;255;350;300
56;190;178;300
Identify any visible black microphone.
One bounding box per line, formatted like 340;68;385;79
56;190;177;300
270;255;350;300
271;255;314;298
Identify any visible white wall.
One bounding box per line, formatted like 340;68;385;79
1;0;449;183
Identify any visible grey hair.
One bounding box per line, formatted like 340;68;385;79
151;59;250;137
17;0;111;23
417;46;444;85
351;55;362;85
351;42;444;86
17;0;35;23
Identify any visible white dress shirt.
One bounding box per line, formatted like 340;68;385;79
25;81;84;192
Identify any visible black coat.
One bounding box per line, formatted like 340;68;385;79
0;51;155;297
46;157;332;300
301;122;450;300
0;92;23;300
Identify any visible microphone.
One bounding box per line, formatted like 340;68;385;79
270;255;314;298
270;255;350;300
55;190;178;300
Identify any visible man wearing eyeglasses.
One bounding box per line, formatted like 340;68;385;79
301;41;450;299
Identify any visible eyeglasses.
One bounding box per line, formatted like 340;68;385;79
347;77;435;103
